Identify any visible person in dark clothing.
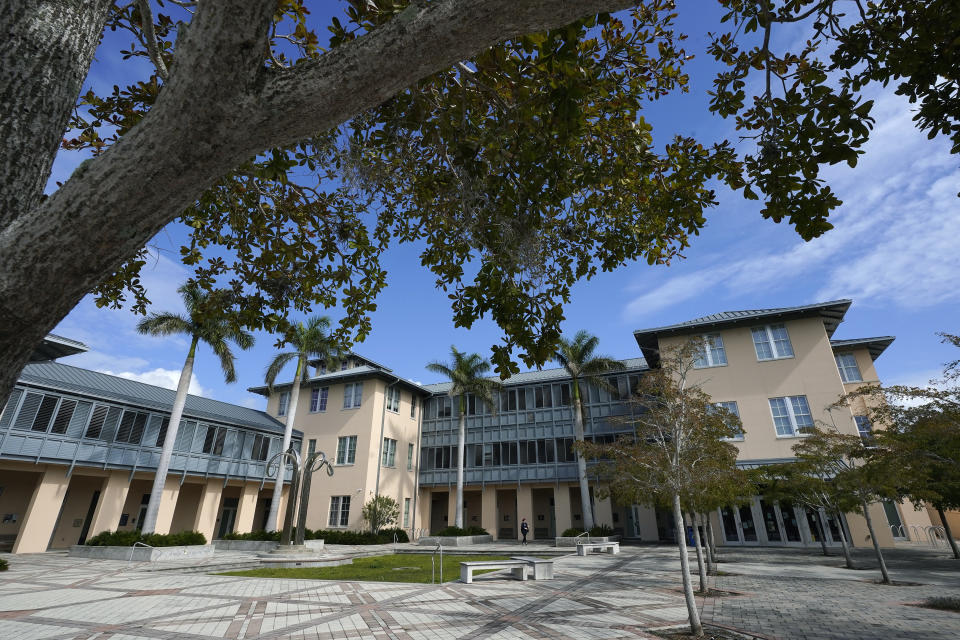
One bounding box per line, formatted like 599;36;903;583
520;518;530;545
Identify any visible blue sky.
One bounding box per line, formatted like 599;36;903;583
49;2;960;409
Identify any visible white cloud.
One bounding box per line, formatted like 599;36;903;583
240;395;263;409
99;367;211;398
622;88;960;321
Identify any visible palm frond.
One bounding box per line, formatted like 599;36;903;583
265;351;297;390
136;312;193;337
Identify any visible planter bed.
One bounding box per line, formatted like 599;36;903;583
554;535;620;547
69;544;214;562
213;539;325;553
417;535;493;546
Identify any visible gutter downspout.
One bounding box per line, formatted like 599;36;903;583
412;392;425;538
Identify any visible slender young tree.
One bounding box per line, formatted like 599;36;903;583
136;284;253;535
264;316;339;532
426;347;501;529
555;330;623;530
579;342;742;637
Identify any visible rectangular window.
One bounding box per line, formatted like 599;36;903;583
769;395;814;436
250;433;270;461
277;391;290;416
310;387;329;412
436;396;452;418
329;496;351;527
403;497;411;528
31;394;59;432
502;442;518;465
382;438;397;467
343;383;363;409
155;417;170;447
752;324;794;361
336;435;357;464
202;425;227;455
49;399;77;435
410;395;417;419
836;353;863;383
407;442;414;471
855;415;873;441
386;386;400;413
115;410;148;444
534;385;553;408
714;401;744;439
694;334;728;368
85;404;109;439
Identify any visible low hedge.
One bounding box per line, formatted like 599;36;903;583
433;526;489;536
221;527;409;545
85;530;207;547
560;524;615;537
0;557;8;571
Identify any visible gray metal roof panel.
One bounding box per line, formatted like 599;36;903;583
18;362;290;434
30;334;90;362
248;365;426;396
830;336;895;361
422;357;649;394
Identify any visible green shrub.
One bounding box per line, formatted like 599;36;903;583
221;528;409;545
84;530;207;547
0;557;8;571
221;529;280;541
589;524;614;537
434;526;489;536
561;528;585;537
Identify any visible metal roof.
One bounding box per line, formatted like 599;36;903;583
830;336;895;361
306;351;393;373
422;358;649;394
633;299;852;367
247;365;426;397
30;334;90;362
18;361;290;435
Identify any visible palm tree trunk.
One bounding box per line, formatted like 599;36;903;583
689;511;708;593
267;357;303;532
862;499;891;584
140;338;197;535
571;382;595;530
455;399;465;529
673;493;703;636
936;505;960;560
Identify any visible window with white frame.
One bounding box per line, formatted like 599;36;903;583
386;386;400;413
310;387;329;412
752;324;794;360
403;497;411;527
343;382;363;409
328;495;351;527
250;433;271;461
835;353;863;383
382;437;397;467
854;415;873;440
277;391;290;416
714;401;743;439
407;442;414;470
336;435;357;464
768;395;814;436
694;334;728;368
410;395;417;419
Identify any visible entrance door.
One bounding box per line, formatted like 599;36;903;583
882;501;907;539
217;497;239;538
135;493;149;530
77;490;101;545
718;501;759;544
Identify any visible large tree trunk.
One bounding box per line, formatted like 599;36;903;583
862;500;891;584
0;0;638;411
455;400;465;529
571;381;595;530
700;513;714;574
936;505;960;560
813;510;829;556
268;357;303;532
140;338;197;534
834;509;855;569
673;493;703;636
689;511;708;594
706;514;719;562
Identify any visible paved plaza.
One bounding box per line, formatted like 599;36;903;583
0;544;958;639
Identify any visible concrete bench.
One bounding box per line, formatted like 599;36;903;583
460;559;528;584
511;556;554;580
576;541;620;556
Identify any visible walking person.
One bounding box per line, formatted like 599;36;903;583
520;517;530;545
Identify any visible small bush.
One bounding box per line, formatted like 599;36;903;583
84;530;207;547
590;524;614;537
222;528;409;545
434;526;489;537
0;557;8;571
561;528;585;537
923;597;960;611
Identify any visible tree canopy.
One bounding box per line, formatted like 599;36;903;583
2;0;957;404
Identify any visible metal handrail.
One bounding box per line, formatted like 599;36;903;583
575;530;591;544
431;541;443;584
128;541;153;564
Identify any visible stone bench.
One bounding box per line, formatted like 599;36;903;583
511;556;554;580
576;541;620;556
460;559;528;584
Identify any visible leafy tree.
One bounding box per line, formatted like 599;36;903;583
791;428;898;584
362;495;401;534
3;1;958;407
554;330;623;530
264;315;340;531
579;342;742;636
135;284;253;534
425;347;501;529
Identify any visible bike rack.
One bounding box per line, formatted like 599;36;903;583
128;541;154;565
431;541;443;584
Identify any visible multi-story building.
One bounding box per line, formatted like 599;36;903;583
0;300;937;553
0;336;298;553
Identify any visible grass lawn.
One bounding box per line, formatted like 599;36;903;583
220;554;518;583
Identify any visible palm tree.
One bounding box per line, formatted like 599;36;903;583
426;347;501;529
137;284;254;535
555;330;623;531
264;315;339;532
